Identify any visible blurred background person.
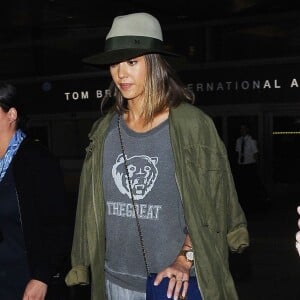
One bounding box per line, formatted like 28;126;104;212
0;83;71;299
235;123;268;214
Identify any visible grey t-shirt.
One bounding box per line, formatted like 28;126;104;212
103;114;186;292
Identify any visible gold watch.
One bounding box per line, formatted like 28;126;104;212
178;249;194;263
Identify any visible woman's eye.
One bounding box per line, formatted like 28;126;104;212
128;60;137;65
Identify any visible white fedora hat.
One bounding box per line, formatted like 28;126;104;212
82;12;179;65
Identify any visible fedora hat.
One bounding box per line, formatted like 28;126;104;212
82;12;179;65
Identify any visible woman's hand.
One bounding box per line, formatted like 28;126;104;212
22;279;48;300
154;255;193;300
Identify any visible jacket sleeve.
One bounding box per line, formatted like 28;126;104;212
14;139;72;285
65;151;91;286
35;152;72;284
219;141;250;253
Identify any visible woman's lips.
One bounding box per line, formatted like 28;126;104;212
119;83;132;91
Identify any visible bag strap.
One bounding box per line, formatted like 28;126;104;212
117;114;151;277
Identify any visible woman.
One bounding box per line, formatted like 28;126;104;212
0;83;70;299
297;206;300;256
66;12;249;300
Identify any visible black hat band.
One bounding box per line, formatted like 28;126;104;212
105;36;164;52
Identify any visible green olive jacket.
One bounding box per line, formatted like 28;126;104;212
65;102;249;300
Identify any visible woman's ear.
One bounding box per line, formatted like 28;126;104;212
8;107;18;123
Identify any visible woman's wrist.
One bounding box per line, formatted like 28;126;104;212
175;253;194;270
182;244;193;250
177;246;194;266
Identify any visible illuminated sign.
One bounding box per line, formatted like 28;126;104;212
12;61;300;113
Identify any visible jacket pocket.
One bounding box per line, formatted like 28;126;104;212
184;144;225;233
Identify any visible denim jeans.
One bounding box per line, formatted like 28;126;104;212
105;278;146;300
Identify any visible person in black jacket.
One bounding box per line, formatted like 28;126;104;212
0;83;71;299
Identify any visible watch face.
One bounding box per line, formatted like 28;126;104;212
186;251;194;261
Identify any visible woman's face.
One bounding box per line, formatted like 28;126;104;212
110;56;147;103
0;106;9;132
0;106;17;135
